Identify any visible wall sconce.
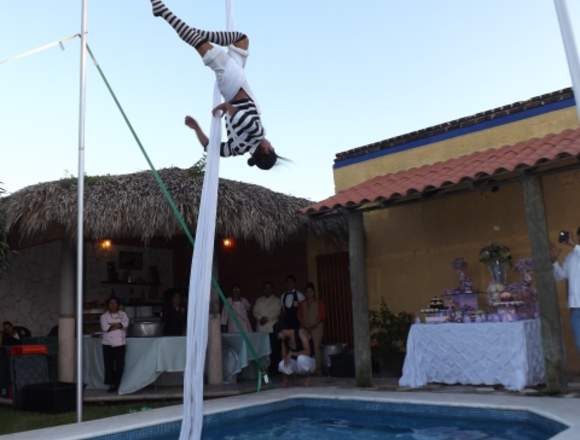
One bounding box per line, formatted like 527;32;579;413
222;238;235;251
99;239;113;251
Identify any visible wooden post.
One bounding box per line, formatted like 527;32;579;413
521;174;566;392
347;210;372;387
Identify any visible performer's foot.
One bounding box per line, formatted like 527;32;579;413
150;0;166;17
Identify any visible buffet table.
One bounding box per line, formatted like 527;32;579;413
83;333;270;394
399;319;545;391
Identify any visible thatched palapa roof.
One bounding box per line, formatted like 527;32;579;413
1;167;344;250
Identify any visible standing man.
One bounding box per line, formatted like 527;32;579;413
551;228;580;352
253;282;281;373
100;297;129;393
253;282;281;334
221;285;253;333
280;275;305;331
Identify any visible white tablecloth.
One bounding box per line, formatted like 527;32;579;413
83;333;270;394
399;319;545;391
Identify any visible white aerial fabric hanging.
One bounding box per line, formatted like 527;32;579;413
179;1;234;439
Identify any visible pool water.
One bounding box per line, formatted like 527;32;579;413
92;398;566;440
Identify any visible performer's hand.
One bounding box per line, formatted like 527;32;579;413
212;103;228;117
184;115;199;130
550;243;561;262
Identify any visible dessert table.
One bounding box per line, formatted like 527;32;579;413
399;319;545;391
83;332;270;394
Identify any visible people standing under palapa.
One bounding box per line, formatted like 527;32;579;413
221;285;252;333
253;281;281;372
280;275;305;331
100;296;129;393
298;283;326;375
163;289;187;336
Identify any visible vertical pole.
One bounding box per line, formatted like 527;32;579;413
554;0;580;121
347;210;372;387
76;0;89;423
521;174;566;393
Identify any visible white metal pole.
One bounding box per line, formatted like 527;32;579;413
76;0;88;423
554;0;580;121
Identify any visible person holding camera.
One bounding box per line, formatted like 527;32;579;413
551;228;580;351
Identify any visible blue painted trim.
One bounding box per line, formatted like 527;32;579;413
334;97;576;169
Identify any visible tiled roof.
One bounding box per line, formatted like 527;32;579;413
305;126;580;215
335;88;574;163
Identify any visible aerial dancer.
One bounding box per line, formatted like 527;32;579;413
151;0;279;170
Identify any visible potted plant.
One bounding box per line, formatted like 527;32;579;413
369;300;413;377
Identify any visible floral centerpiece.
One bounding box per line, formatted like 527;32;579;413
508;258;538;319
479;243;512;304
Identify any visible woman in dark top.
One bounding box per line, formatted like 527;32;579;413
163;291;187;336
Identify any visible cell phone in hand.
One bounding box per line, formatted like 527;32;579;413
559;231;570;244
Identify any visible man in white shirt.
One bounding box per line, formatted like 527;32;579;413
253;282;281;334
100;297;130;392
551;228;580;351
253;282;282;374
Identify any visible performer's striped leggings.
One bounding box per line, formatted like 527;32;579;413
151;0;247;49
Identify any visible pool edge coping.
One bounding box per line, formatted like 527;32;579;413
1;387;579;439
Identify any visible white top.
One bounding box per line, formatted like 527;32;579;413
553;245;580;308
100;311;129;347
252;295;281;333
281;290;305;309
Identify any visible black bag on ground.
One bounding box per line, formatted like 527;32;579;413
329;352;355;377
21;382;76;413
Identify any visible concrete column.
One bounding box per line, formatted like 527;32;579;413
521;174;566;392
207;254;223;385
347;211;372;387
58;238;76;383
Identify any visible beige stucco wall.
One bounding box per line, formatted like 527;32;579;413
361;169;580;373
334;107;578;192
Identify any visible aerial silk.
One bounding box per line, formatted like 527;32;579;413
179;2;233;439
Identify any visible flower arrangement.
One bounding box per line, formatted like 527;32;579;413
452;257;467;270
479;243;512;265
514;257;534;273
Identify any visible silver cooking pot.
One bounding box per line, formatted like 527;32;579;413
321;343;347;374
128;319;163;337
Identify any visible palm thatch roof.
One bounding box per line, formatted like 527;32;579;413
1;167;344;250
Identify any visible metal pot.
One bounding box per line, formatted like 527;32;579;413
321;343;347;374
128;319;163;337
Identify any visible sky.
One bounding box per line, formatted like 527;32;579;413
1;0;579;202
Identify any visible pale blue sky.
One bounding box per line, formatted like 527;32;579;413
1;0;579;201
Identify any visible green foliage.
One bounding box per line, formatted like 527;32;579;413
369;299;413;356
187;155;207;178
479;243;512;265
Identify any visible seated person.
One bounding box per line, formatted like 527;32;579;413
1;321;22;346
277;327;315;386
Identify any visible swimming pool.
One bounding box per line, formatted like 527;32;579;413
90;397;566;440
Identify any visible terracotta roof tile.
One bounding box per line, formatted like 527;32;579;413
305;127;580;215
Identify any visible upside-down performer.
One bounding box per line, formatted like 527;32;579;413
151;0;279;170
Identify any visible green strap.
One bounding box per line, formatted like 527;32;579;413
86;45;266;390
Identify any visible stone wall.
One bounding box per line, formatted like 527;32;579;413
0;241;61;336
